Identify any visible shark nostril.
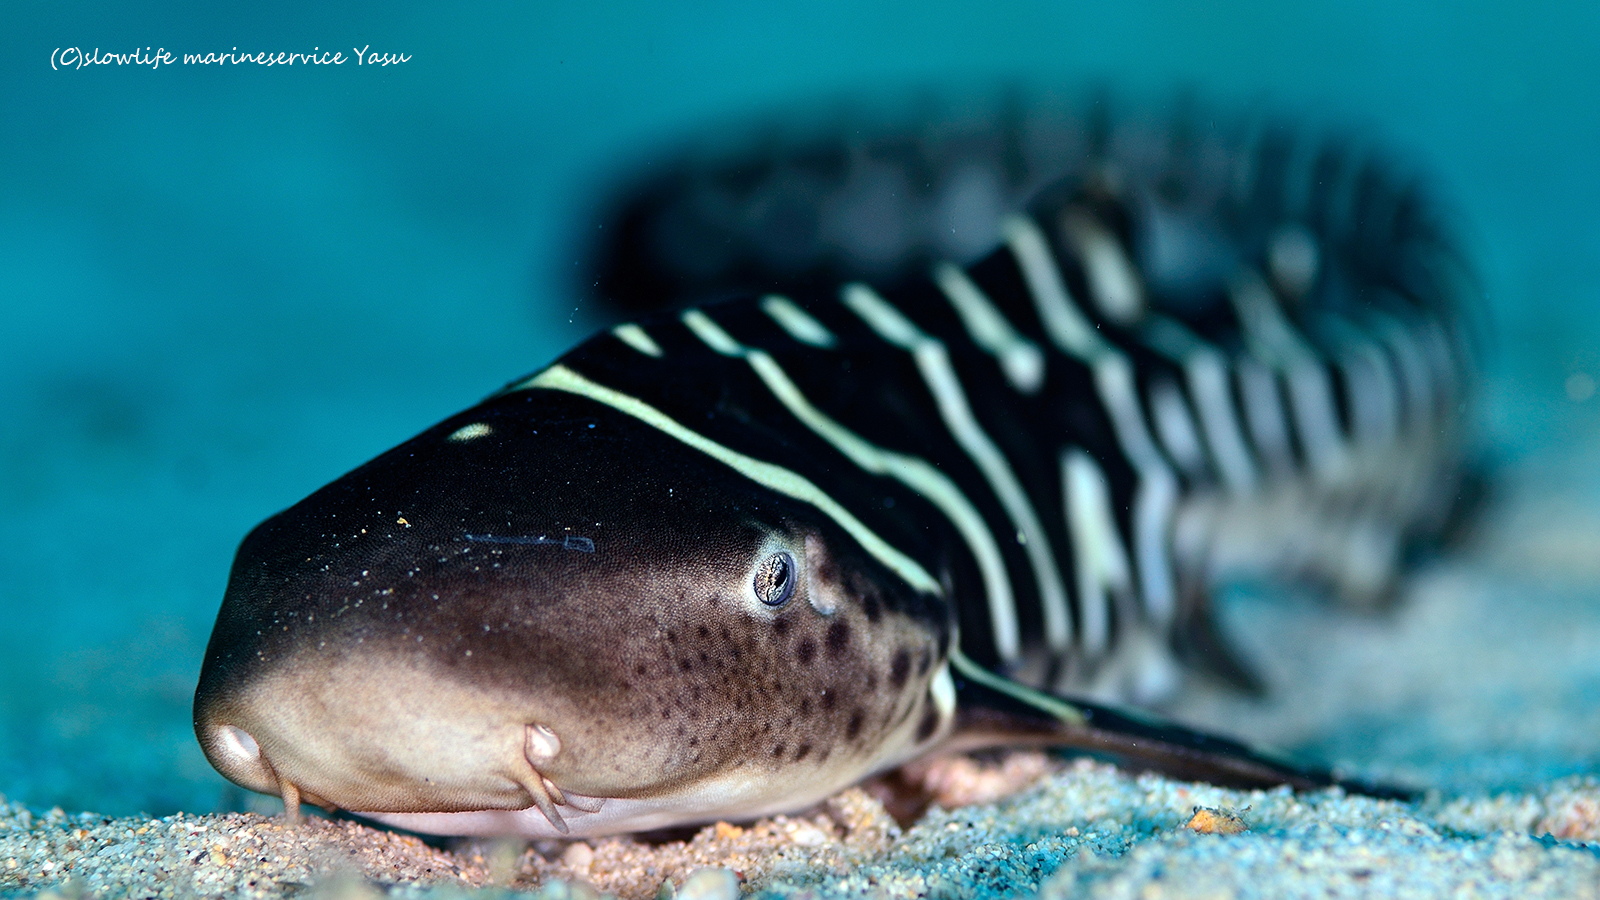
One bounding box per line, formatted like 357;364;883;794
524;723;561;763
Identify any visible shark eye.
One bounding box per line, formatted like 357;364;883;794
753;551;797;607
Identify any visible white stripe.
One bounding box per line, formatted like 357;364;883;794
761;295;838;348
839;285;1073;652
1364;310;1435;434
1096;357;1179;624
932;261;1046;394
1002;215;1110;359
1319;314;1400;445
1235;356;1295;475
949;647;1087;726
1062;449;1135;654
1267;224;1320;297
611;323;663;358
1285;363;1346;475
1007;214;1178;625
516;364;943;600
929;661;956;721
1142;316;1258;492
1149;378;1208;477
1186;351;1257;491
1339;352;1392;445
683;310;741;355
1229;270;1348;476
1228;269;1319;366
1062;210;1144;325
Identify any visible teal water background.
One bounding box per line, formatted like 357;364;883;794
2;1;1598;817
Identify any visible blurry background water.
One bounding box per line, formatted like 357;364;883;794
1;1;1597;818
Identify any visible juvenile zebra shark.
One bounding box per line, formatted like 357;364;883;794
194;101;1475;839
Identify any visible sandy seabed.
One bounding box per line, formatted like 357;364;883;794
3;764;1600;900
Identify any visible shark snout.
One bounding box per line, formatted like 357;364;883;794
193;649;588;828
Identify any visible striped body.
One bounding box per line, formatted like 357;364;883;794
582;108;1473;695
194;102;1474;838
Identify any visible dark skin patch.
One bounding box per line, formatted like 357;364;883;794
846;710;864;741
794;743;811;761
826;620;851;656
889;649;911;689
772;743;786;759
796;638;816;665
861;594;883;622
916;707;939;742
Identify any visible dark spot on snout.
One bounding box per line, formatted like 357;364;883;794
916;707;940;742
889;649;911;689
846;709;864;741
861;594;882;622
794;743;811;761
826;620;851;656
796;638;816;665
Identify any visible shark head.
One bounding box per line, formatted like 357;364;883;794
194;379;954;837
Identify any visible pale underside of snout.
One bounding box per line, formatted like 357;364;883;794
366;764;857;839
198;648;559;818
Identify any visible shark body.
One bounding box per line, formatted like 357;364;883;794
195;102;1473;838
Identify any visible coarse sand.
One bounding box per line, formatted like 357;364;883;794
3;762;1600;900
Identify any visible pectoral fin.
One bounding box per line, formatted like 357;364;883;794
943;650;1413;800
